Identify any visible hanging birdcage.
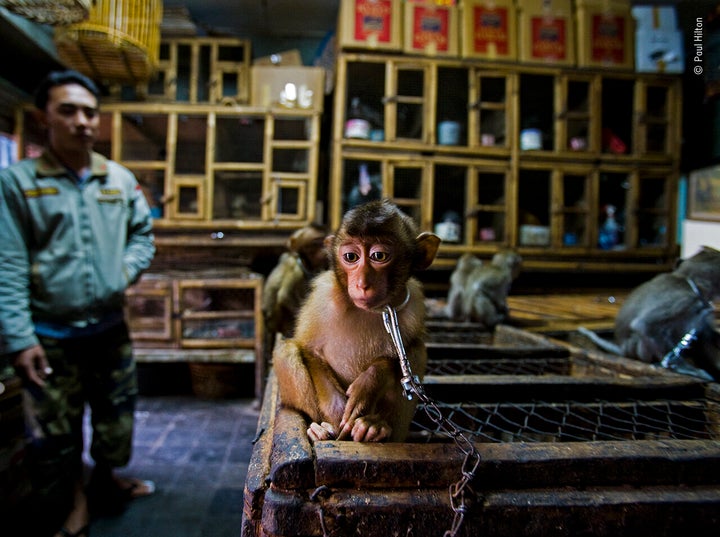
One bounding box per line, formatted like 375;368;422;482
53;0;162;84
0;0;91;25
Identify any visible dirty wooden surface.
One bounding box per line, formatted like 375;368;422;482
241;292;720;537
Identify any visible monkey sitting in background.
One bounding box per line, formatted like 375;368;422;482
579;246;720;380
273;200;441;442
445;249;522;329
262;223;328;342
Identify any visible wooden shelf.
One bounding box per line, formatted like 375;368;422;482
330;52;682;271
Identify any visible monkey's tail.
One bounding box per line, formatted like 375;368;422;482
576;326;623;355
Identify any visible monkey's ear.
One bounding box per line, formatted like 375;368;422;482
286;230;302;252
414;232;441;270
324;235;335;251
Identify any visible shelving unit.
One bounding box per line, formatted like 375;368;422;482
330;51;682;271
111;37;252;105
17;102;321;231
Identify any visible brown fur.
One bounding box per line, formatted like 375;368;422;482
612;246;720;379
261;224;328;339
445;249;522;329
273;200;440;442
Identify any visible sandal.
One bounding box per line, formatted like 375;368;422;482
116;477;156;499
87;473;155;516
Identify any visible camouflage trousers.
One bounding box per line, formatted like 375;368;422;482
24;321;138;480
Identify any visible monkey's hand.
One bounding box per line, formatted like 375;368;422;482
338;360;396;441
339;414;392;442
307;421;338;442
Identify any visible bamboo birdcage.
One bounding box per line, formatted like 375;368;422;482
0;0;91;25
53;0;162;84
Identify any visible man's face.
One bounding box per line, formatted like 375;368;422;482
41;83;100;156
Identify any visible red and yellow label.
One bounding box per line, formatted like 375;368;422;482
410;5;451;52
530;16;567;61
354;0;394;43
591;14;626;64
471;6;509;56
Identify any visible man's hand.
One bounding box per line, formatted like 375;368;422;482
13;344;51;387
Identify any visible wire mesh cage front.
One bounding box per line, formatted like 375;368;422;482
411;398;719;443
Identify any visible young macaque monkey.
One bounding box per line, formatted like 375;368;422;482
273;200;441;442
262;223;329;339
445;249;522;329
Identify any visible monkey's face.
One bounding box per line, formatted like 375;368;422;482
301;238;329;273
337;237;398;311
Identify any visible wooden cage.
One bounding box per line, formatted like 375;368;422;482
243;325;720;536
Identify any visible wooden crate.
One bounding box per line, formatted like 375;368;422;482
460;0;517;61
338;0;403;51
576;0;634;70
250;66;325;111
110;37;252;104
403;1;459;57
125;268;266;399
242;325;720;536
518;0;576;66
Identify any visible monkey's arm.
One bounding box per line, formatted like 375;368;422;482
273;338;347;427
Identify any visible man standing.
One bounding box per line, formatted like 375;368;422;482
0;70;156;536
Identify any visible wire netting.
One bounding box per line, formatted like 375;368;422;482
411;398;719;443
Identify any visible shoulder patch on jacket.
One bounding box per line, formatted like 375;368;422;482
24;187;60;198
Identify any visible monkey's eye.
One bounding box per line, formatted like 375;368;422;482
370;250;390;263
342;252;360;263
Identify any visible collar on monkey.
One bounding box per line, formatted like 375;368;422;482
656;277;716;382
685;276;715;311
372;286;410;314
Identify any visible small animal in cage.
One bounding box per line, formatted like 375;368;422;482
445;249;522;329
579;246;720;381
273;200;440;442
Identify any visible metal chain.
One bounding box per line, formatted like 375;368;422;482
383;306;482;537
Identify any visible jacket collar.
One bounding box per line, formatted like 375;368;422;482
36;150;109;180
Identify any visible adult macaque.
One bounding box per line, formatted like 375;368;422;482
579;246;720;380
273;200;441;442
445;249;522;329
262;223;329;340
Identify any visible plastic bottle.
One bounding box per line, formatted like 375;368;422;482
598;204;620;250
348;163;381;208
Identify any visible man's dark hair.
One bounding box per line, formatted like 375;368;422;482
34;70;101;111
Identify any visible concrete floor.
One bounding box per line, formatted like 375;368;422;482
88;395;259;537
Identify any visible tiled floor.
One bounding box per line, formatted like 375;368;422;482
88;395;260;537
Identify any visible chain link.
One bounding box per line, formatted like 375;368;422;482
383;306;482;537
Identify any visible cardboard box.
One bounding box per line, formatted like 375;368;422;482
631;6;678;31
518;0;575;66
461;0;517;61
635;28;684;73
338;0;402;51
251;66;325;111
576;0;634;70
632;5;682;74
403;1;459;57
519;225;550;246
